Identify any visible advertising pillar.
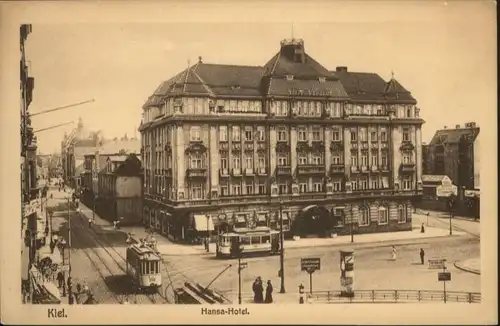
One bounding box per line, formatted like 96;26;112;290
340;249;354;297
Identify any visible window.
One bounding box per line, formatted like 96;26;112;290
233;157;241;169
402;128;410;142
246;182;254;195
350;129;357;142
257;127;265;141
331;103;341;117
360;178;368;190
406;107;412;117
299;182;307;193
277;155;288;166
221;157;228;170
359;128;367;141
376;106;383;115
313;182;322;192
190;126;201;141
298;155;307;165
258;180;266;194
258;156;265;168
359;206;370;226
371;153;378;166
312;155;322;165
333;180;342;192
278;127;287;142
381;152;388;166
314;103;322;116
382;176;389;189
312;127;321;141
378;206;388;224
381;131;387;142
332;128;341;141
298;128;307;141
191;184;203;199
278;183;288;194
371;131;377;142
360;153;368;166
332;152;342;164
232;184;241;196
351;155;358;167
352;180;358;191
244;128;253;141
245;155;253;169
403;153;412;164
297;102;304;115
371;178;378;189
398;205;407;223
220;185;228;196
190;155;202;169
232;126;241;141
402;177;412;190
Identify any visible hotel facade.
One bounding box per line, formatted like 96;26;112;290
139;39;424;242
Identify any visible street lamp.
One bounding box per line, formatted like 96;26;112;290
279;198;286;294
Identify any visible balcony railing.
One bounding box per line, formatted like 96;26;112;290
276;166;292;176
370;165;378;172
297;165;326;176
330;164;345;174
360;165;369;173
164;168;172;178
350;166;359;173
232;168;242;176
219;168;229;177
380;165;390;172
400;163;416;173
257;167;267;175
186;168;207;178
244;168;254;176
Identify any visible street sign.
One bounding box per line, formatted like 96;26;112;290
438;272;451;282
301;258;321;272
428;259;446;269
240;262;248;269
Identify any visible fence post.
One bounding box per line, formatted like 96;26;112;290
468;293;472;304
394;290;398;303
418;290;421;302
327;291;331;302
372;290;375;302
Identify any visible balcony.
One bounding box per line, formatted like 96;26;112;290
330;141;343;152
186;168;207;179
370;165;378;172
219;168;229;177
351;142;358;150
244;143;254;152
360;141;369;150
380;165;390;172
400;163;416;173
219;142;229;152
257;167;267;175
370;142;379;150
232;168;242;176
400;141;414;152
244;168;254;176
276;166;292;176
164;168;172;178
232;143;241;152
360;165;369;173
297;165;326;176
330;164;345;175
350;166;359;173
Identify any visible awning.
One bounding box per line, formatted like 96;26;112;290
193;214;214;231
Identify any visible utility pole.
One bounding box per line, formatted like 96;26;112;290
279;199;286;293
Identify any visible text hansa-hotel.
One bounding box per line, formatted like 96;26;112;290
138;39;424;242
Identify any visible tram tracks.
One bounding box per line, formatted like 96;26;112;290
70;214;167;304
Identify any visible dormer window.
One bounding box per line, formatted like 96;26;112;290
319;76;326;83
286;75;294;81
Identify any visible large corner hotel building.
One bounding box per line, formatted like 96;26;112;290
139;39;424;241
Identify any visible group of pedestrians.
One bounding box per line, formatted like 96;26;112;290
252;277;273;303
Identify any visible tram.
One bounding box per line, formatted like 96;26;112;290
126;243;162;291
216;227;281;258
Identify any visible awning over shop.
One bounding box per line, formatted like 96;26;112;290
193;214;214;231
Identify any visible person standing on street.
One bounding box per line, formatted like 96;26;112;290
265;280;273;303
391;245;397;261
88;217;92;228
420;248;425;265
57;271;64;288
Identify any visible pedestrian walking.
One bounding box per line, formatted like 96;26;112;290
265;280;273;303
56;271;64;288
252;278;259;303
88;218;92;228
420;248;425;265
391;245;397;261
298;283;305;304
256;277;264;303
421;223;425;233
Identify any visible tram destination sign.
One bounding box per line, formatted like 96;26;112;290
301;258;321;273
438;272;451;282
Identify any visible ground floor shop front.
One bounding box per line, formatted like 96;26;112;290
142;196;415;243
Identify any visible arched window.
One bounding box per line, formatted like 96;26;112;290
398;205;407;223
378;205;388;225
358;206;370;226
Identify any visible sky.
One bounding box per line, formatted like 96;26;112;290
23;1;496;154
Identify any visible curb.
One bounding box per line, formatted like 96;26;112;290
454;261;481;275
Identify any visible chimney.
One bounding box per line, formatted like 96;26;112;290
336;66;348;72
455;124;460;129
443;126;447;129
198;56;203;64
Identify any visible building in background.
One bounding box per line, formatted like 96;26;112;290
97;154;143;225
139;38;424;242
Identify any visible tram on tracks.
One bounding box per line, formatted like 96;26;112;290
126;243;162;292
216;226;281;258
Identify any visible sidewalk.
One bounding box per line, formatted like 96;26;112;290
454;258;481;275
415;209;479;223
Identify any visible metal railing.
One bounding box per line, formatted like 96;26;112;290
221;290;481;304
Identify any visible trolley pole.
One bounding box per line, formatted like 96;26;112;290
279;199;286;294
238;255;242;305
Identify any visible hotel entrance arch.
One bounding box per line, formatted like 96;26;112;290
296;205;332;237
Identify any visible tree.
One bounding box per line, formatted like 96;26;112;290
118;149;127;155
